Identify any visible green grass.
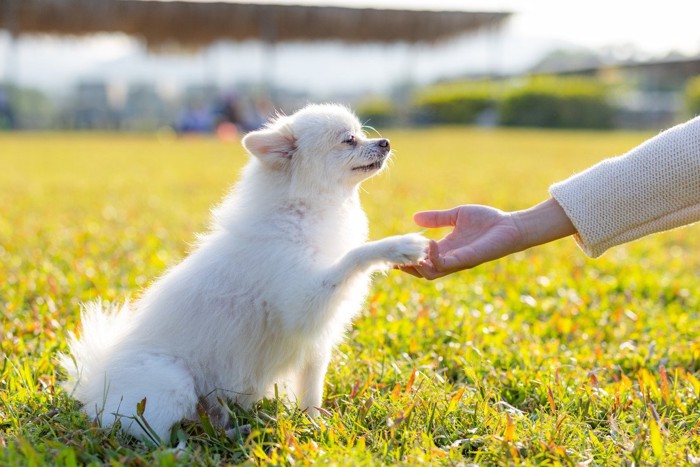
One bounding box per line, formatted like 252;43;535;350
1;128;700;465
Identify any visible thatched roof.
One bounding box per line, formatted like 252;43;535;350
0;0;511;47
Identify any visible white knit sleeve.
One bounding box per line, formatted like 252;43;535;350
549;116;700;257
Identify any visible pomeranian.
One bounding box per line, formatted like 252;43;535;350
60;104;428;442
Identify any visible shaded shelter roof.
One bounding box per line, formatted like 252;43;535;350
0;0;511;47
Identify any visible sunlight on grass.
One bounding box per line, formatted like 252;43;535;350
1;128;699;465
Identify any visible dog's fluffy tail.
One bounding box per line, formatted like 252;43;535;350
58;300;134;399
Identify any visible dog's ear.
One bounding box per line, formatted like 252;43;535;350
242;123;296;169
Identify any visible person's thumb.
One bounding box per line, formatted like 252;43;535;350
414;208;458;228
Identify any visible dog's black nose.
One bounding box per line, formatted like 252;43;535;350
378;139;390;150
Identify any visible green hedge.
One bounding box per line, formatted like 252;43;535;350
499;77;614;129
0;83;56;130
412;82;496;124
410;77;614;128
685;76;700;117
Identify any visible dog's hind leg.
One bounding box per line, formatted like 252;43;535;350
86;353;198;444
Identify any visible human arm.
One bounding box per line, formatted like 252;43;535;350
405;116;700;279
550;116;700;257
402;198;576;279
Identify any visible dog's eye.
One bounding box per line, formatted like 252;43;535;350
343;135;356;145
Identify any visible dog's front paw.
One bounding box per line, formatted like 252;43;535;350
381;233;429;265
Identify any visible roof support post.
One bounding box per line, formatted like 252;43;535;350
2;0;19;84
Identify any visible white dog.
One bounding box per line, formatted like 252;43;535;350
60;104;428;442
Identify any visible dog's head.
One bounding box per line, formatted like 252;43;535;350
241;104;391;194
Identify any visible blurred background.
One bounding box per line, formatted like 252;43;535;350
1;0;700;133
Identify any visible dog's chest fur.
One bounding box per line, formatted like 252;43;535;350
271;198;368;261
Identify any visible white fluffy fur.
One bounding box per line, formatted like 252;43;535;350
60;104;428;442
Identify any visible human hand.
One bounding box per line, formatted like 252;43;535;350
402;199;576;279
400;205;523;279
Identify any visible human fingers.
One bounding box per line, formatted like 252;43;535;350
409;260;451;280
404;241;451;280
413;208;459;229
396;265;423;277
398;241;469;280
429;237;484;273
396;242;438;278
426;239;462;272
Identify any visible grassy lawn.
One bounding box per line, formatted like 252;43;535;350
1;128;699;465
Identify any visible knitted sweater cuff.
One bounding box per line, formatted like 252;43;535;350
549;116;700;258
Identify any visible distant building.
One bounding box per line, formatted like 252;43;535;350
0;87;16;130
534;55;700;128
68;81;118;129
122;83;170;131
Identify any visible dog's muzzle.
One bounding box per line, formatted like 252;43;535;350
351;138;391;172
352;139;391;172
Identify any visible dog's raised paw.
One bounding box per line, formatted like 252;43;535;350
382;233;429;265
